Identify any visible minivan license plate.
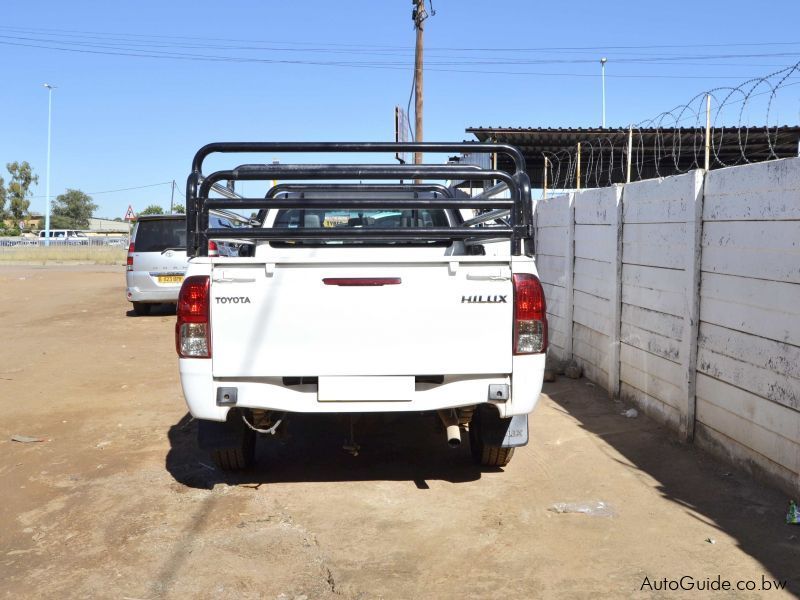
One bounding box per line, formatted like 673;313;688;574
158;275;184;284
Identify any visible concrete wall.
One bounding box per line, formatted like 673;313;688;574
533;193;573;362
533;157;800;494
618;171;703;437
694;159;800;492
571;186;621;394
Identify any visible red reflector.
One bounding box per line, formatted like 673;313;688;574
177;275;210;323
513;274;546;320
323;278;402;286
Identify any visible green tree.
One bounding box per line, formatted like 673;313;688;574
52;189;98;228
172;203;185;214
0;176;6;218
139;204;164;216
6;162;38;221
50;214;75;229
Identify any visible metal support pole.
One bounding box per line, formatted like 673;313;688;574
626;126;633;184
576;142;582;190
491;150;497;189
704;94;711;171
170;180;176;213
43;84;56;246
542;157;548;199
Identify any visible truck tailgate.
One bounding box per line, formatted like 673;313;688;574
210;261;513;377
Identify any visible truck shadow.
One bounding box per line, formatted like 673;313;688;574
166;412;485;489
545;378;800;595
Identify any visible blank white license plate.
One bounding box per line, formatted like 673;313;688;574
317;376;414;402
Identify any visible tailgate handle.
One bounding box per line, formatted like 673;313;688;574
323;278;401;286
212;270;256;283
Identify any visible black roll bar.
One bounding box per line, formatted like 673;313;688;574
185;142;532;257
191;142;526;175
265;182;455;198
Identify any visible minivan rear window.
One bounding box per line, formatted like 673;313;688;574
134;219;186;252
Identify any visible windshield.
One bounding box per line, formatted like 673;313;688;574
134;219;186;252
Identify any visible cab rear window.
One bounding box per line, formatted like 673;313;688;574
270;208;450;246
134;219;186;252
274;208;448;229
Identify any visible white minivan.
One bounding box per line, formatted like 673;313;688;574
38;229;89;244
126;213;251;315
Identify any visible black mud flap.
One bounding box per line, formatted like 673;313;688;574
479;411;529;448
197;410;248;450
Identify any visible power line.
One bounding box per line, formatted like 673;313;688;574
31;181;173;198
2;25;799;53
2;30;798;64
1;27;799;79
2;37;795;80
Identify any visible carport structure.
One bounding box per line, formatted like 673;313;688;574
467;126;800;189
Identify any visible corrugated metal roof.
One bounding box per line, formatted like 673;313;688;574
466;126;800;188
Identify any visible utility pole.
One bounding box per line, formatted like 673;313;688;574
600;57;607;128
170;180;176;213
412;0;428;166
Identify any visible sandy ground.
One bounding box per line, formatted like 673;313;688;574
0;264;798;599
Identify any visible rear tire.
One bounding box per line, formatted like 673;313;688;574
132;302;151;316
210;443;255;471
469;406;516;467
198;411;256;471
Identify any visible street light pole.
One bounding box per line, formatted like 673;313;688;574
43;83;56;245
600;57;607;128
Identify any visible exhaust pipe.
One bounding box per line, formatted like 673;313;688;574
437;409;461;448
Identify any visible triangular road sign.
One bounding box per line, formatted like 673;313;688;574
124;205;135;221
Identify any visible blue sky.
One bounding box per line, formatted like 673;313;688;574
3;0;800;218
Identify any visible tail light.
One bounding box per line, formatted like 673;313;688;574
126;242;134;271
208;240;219;257
513;273;547;354
176;275;211;358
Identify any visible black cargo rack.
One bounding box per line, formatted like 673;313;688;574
186;142;532;257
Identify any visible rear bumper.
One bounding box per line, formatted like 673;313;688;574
126;271;182;303
179;353;545;422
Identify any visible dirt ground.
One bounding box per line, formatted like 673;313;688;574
1;264;798;599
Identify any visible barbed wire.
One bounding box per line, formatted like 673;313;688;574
543;60;800;192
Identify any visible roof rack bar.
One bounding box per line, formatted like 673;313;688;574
192;142;526;174
471;181;509;200
266;183;454;198
199;166;511;197
460;209;511;227
205;226;511;242
202;197;513;211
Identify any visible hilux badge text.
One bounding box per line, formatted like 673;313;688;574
461;295;507;304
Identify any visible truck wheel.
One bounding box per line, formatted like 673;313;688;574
210;442;255;471
132;302;151;316
468;406;515;467
198;411;256;471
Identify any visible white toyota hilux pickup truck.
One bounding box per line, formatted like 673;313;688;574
177;142;547;471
